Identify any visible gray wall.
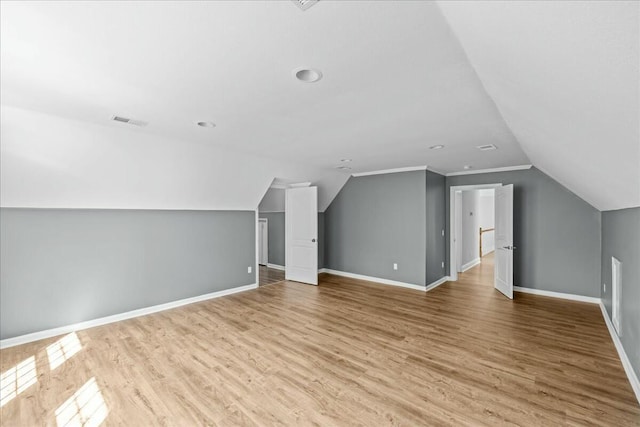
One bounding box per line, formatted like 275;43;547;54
446;167;601;297
461;190;480;267
318;212;325;269
258;212;285;266
258;212;325;269
425;170;447;285
601;207;640;379
0;208;256;339
325;171;428;286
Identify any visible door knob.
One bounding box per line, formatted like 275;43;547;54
503;245;516;250
312;239;316;242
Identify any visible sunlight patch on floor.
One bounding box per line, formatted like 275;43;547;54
55;377;108;427
0;356;38;408
47;332;82;371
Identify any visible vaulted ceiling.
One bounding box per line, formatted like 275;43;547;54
1;1;637;211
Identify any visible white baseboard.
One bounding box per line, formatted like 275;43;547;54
513;286;601;304
266;263;285;271
0;283;258;350
322;269;425;291
460;258;481;273
599;303;640;404
318;268;328;274
425;276;450;292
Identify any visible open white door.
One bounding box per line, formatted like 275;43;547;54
285;186;318;285
494;184;514;299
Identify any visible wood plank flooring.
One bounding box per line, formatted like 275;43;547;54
258;265;285;286
1;257;638;426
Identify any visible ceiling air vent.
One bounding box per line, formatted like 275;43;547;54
477;144;497;151
111;115;148;127
292;0;319;11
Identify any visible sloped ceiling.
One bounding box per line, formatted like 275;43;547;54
0;0;529;198
1;1;636;212
438;1;640;211
0;106;348;211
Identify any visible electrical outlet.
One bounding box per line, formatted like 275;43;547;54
248;266;252;274
441;261;445;269
393;263;398;270
603;283;606;292
441;229;445;237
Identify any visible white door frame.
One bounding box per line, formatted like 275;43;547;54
449;183;502;282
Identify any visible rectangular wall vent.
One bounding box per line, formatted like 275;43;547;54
111;115;148;127
477;144;498;151
292;0;319;11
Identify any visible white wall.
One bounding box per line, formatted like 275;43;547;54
0;106;350;211
477;189;495;255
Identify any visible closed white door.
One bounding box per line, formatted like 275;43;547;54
494;184;514;299
285;186;318;285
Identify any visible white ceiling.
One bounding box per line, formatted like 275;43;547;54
439;1;640;211
1;1;637;211
0;0;528;176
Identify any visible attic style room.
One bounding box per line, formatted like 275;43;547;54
0;0;638;425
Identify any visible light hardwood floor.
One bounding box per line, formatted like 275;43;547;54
258;265;285;286
1;257;638;426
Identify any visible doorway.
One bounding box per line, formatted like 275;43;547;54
258;218;268;266
450;183;514;299
257;179;318;287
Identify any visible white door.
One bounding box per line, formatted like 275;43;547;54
494;184;514;299
285;186;318;285
258;219;268;265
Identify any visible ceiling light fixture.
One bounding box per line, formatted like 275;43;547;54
336;166;351;170
463;165;473;170
294;67;322;83
197;121;216;128
340;159;352;163
477;144;497;151
429;145;444;150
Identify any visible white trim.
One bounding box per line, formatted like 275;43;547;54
513;286;601;304
600;303;640;404
352;165;427;177
255;210;260;285
449;183;502;281
460;258;481;273
447;164;532;177
318;268;328;273
425;276;449;292
288;182;311;188
0;283;258;349
258;210;285;214
267;263;285;271
323;269;425;291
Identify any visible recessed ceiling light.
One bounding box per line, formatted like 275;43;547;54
463;165;473;170
336;166;351;170
340;159;352;163
197;121;216;128
477;144;497;151
294;67;322;83
429;145;444;150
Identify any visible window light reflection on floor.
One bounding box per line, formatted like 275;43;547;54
55;377;108;427
0;356;38;408
47;332;82;371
